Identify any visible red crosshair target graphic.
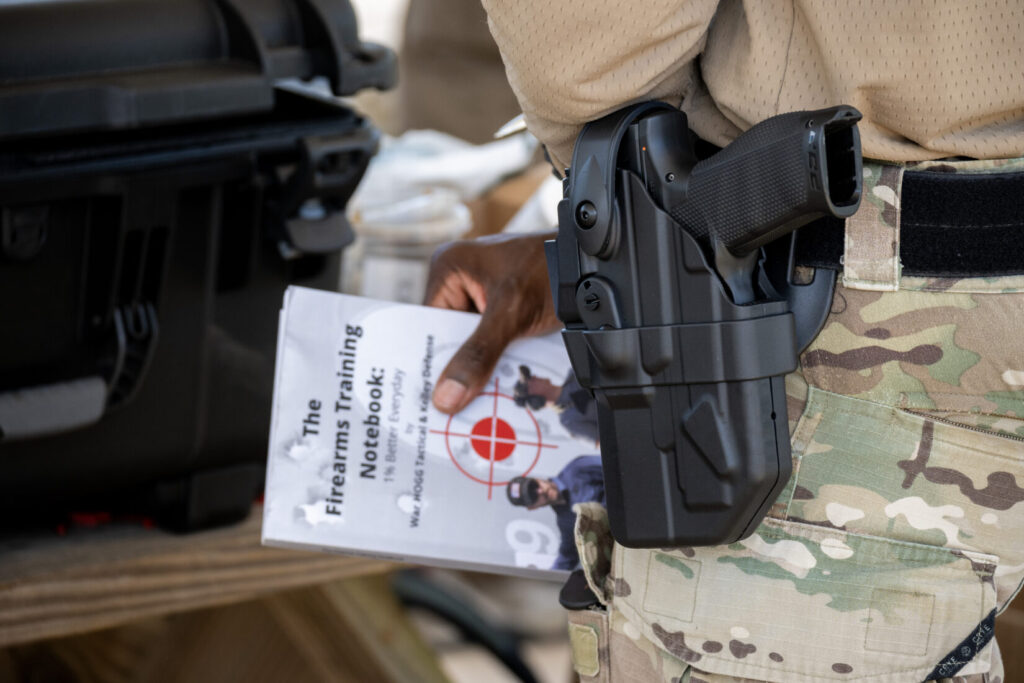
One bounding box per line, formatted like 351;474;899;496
470;418;516;460
432;378;557;499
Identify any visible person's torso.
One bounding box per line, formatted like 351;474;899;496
691;0;1024;161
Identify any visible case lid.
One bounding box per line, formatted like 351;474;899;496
0;0;395;140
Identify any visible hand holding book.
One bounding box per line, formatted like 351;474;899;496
424;232;559;415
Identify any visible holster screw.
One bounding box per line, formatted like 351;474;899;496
576;201;598;228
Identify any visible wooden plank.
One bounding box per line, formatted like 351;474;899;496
265;576;450;683
2;601;331;683
0;506;394;647
1;577;451;683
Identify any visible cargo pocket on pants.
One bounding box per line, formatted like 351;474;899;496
610;517;998;682
603;386;1016;682
779;387;1024;609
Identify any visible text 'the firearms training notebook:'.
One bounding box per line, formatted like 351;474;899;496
262;287;605;578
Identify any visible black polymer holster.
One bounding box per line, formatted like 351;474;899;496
547;103;864;547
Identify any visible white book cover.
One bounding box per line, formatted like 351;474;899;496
262;286;605;578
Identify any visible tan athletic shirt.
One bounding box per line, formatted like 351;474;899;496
482;0;1024;170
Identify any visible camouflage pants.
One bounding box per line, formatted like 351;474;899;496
566;159;1024;682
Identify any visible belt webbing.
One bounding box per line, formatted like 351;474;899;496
794;170;1024;278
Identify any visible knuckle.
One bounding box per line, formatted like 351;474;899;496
425;243;467;289
428;241;453;266
430;238;473;267
427;245;454;275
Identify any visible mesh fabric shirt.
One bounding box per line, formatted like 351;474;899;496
482;0;1024;169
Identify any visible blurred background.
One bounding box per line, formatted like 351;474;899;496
0;0;571;681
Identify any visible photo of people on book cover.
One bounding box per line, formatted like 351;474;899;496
262;288;608;577
512;365;599;446
505;365;604;570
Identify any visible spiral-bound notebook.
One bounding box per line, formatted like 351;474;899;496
262;287;604;578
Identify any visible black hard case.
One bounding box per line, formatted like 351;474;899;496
0;0;395;529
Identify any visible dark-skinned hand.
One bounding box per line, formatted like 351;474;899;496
424;231;560;414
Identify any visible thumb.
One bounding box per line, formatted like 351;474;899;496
433;306;519;415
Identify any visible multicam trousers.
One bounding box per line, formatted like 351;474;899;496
566;158;1024;683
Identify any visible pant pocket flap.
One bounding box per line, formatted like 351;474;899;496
781;387;1024;608
611;518;998;682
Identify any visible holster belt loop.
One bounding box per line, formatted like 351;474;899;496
842;162;905;291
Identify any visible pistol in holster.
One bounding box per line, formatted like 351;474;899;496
546;103;864;547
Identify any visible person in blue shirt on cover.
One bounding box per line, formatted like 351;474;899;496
506;455;604;570
513;365;599;446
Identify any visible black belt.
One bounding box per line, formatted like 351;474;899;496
794;170;1024;277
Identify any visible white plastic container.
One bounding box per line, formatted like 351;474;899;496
342;187;471;303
